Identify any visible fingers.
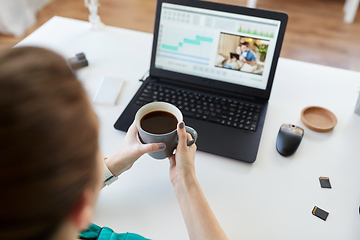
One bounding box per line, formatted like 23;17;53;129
126;121;139;138
139;142;166;154
186;133;193;141
177;121;188;150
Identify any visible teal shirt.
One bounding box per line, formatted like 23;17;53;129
79;223;150;240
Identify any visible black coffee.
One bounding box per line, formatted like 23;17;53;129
140;111;178;134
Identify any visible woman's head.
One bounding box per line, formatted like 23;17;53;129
0;47;102;240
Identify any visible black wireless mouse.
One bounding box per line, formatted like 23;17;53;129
276;124;304;157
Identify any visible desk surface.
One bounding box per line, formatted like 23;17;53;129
17;16;360;240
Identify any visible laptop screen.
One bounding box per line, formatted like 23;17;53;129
154;2;282;91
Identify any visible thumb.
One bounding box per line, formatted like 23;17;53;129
177;121;188;150
139;142;166;155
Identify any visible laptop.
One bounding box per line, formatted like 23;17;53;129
114;0;288;163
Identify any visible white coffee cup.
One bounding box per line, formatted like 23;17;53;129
135;102;198;159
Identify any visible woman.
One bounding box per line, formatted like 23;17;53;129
0;47;228;240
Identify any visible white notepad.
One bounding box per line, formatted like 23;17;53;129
93;77;124;106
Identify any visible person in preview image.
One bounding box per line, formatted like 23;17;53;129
223;45;242;70
240;41;258;66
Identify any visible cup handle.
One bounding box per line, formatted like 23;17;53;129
175;126;198;147
185;126;198;146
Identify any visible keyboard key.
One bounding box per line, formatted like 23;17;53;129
222;110;230;115
139;96;151;102
209;117;220;123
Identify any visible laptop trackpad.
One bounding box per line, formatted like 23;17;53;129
184;117;261;163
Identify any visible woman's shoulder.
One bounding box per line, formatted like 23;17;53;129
79;223;151;240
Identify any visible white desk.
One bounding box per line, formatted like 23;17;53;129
17;16;360;240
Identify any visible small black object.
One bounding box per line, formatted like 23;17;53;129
319;177;332;188
67;53;88;70
230;52;240;60
312;206;329;221
276;124;304;157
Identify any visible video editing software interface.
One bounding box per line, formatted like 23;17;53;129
154;3;281;90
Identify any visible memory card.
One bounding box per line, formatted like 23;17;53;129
312;206;329;221
319;177;332;188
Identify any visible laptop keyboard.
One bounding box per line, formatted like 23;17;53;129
135;82;262;131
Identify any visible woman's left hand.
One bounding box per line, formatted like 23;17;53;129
105;122;166;176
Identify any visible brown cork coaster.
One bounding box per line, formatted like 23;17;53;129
301;106;337;132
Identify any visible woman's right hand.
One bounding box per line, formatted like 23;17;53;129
169;122;228;240
168;121;197;186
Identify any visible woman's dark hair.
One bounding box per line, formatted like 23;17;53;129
0;47;99;240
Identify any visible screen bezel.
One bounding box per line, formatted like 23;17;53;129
149;0;288;100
